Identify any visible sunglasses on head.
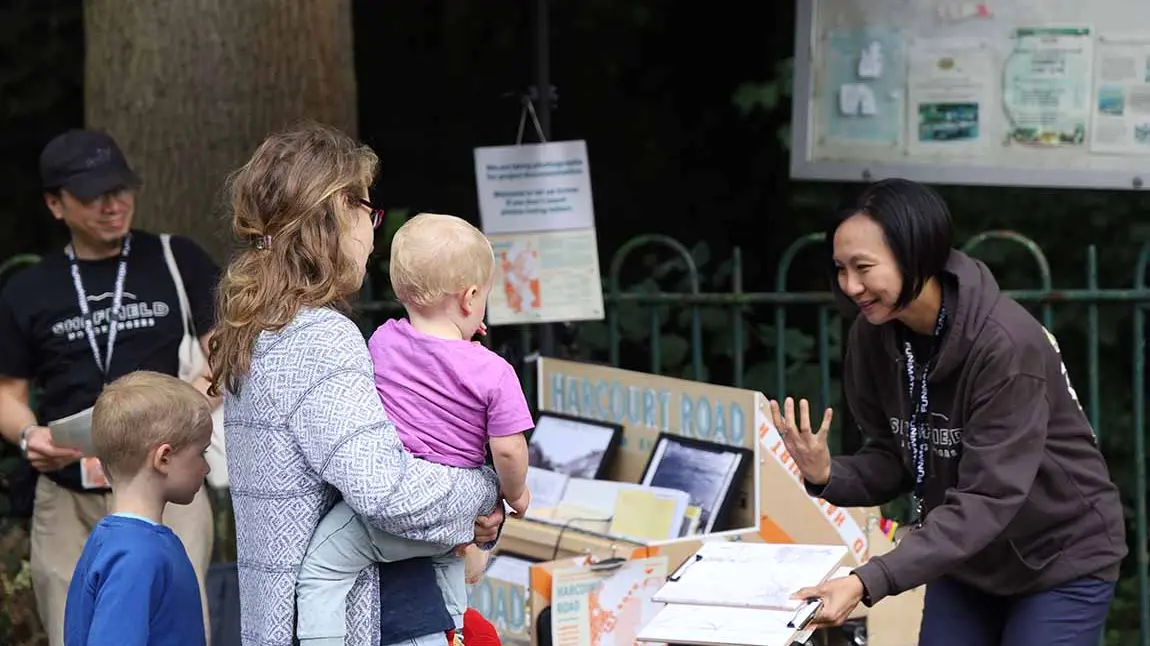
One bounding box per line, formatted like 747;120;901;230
359;198;385;229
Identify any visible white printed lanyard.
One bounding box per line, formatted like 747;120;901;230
66;234;132;381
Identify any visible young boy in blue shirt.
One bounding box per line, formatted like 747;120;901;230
63;371;213;646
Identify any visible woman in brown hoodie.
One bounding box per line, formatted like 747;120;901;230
770;179;1126;645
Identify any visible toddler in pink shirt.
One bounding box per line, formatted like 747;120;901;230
295;213;533;645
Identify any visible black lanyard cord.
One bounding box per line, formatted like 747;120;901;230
902;298;948;525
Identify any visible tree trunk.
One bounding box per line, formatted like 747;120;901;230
84;0;358;262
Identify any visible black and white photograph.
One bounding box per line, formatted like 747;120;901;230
526;411;622;479
639;434;751;534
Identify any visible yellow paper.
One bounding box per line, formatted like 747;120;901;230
608;489;678;541
682;505;702;536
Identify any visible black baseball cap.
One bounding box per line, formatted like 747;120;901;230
39;129;141;201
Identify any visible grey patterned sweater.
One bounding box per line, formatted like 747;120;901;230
225;307;500;646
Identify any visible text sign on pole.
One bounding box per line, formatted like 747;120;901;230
473;141;605;326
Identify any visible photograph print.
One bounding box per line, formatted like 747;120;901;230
640;434;751;534
527;411;622;479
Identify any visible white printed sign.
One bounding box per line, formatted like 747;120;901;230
473;140;595;234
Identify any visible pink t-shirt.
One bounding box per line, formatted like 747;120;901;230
368;318;534;468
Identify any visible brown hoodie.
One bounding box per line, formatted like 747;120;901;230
813;250;1126;604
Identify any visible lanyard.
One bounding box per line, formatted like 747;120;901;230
66;234;132;380
902;301;947;525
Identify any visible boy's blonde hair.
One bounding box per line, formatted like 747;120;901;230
92;371;213;482
389;213;495;309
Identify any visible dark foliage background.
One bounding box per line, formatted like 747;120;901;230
2;1;1146;644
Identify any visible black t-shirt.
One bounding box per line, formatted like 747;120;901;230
0;229;220;493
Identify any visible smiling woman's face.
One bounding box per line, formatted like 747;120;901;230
832;212;904;326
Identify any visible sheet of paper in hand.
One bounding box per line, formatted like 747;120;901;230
48;406;95;457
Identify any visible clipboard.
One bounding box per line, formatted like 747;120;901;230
638;545;852;646
48;406;95;457
653;542;848;610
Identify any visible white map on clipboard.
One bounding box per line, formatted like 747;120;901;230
653;542;848;611
636;604;809;646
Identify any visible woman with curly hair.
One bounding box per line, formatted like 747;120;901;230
210;122;503;646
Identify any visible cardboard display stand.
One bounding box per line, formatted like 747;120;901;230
474;359;923;646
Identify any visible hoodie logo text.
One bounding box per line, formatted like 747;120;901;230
889;413;963;459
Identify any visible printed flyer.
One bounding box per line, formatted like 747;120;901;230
550;556;668;646
1003;26;1093;146
1090;36;1150;155
486;229;605;325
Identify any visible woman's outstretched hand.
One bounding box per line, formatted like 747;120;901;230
768;397;833;486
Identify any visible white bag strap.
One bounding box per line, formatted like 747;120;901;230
160;234;195;338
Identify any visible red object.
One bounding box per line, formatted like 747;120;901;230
446;608;502;646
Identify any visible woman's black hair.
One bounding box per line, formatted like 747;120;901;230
825;178;954;310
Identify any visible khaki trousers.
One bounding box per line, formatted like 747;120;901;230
29;476;214;646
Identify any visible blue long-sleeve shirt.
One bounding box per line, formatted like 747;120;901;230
64;514;205;646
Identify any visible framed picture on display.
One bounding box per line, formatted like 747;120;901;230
526;411;623;480
639;433;752;535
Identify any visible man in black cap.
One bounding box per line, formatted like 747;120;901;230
0;129;218;645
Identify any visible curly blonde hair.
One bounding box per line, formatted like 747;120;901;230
210;122;378;396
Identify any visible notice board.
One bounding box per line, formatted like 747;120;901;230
791;0;1150;190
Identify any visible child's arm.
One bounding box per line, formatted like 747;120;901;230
489;433;528;502
85;554;163;646
487;361;536;514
